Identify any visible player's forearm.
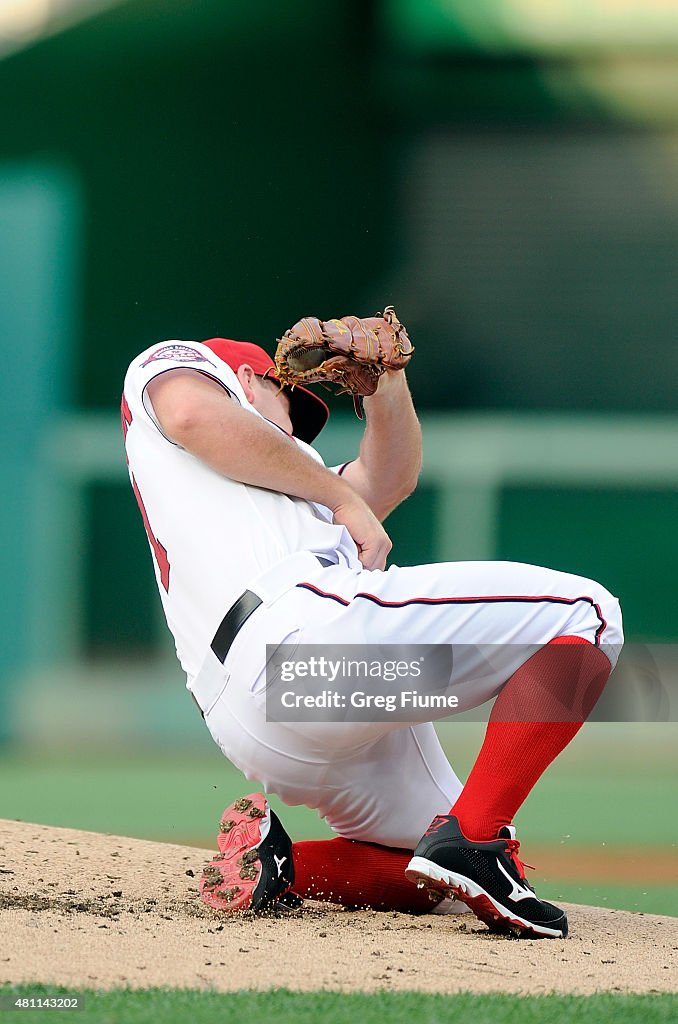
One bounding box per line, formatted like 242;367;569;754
209;424;352;508
358;371;422;502
158;382;353;510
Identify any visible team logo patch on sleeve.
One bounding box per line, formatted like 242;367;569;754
141;344;214;367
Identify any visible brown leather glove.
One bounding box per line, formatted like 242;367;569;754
274;306;413;416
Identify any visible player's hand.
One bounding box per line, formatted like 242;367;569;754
330;496;392;571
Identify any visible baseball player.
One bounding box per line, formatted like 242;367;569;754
121;312;622;938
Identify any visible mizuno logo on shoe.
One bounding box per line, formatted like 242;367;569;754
273;854;287;877
496;858;534;902
424;817;447;836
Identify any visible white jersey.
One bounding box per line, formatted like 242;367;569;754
122;340;361;684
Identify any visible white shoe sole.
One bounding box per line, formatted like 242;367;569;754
405;855;567;939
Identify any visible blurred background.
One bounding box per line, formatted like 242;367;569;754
0;0;676;913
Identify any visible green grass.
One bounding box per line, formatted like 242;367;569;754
0;987;676;1024
538;883;678;918
0;749;333;845
1;725;676;847
2;747;674;856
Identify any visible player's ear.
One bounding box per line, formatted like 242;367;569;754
236;364;257;404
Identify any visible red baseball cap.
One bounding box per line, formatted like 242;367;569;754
202;337;329;444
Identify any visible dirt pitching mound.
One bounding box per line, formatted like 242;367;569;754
0;820;675;995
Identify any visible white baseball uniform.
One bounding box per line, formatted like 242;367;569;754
123;341;623;850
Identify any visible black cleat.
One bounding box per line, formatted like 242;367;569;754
405;814;568;939
199;792;297;913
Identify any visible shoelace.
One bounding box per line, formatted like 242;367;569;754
505;837;535;879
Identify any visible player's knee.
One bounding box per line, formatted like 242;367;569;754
587;578;624;658
607;594;623;645
596;582;623;641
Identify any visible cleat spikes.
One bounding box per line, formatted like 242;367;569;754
201;865;224;889
199;793;294;915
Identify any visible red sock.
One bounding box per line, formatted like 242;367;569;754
450;636;612;842
292;837;436;913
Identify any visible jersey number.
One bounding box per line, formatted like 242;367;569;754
121;393;171;592
132;477;170;592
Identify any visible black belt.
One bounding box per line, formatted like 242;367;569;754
211;590;263;664
210;555;335;665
